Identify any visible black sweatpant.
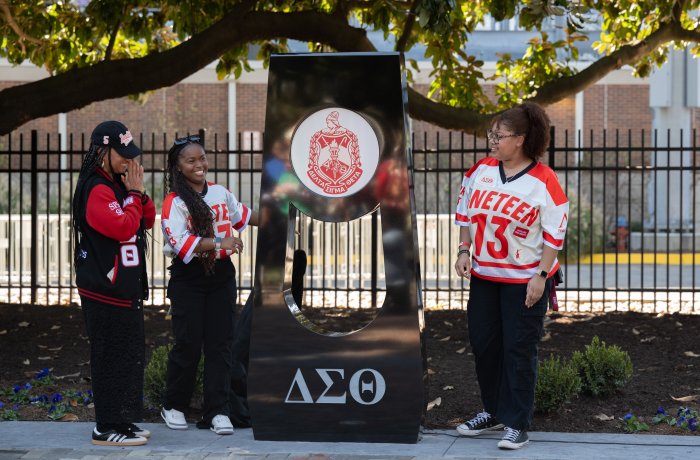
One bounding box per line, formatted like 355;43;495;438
165;257;236;422
467;275;549;430
81;296;145;427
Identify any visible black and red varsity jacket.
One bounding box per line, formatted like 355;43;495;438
75;169;156;308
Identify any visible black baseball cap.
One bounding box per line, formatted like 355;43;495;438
90;120;142;159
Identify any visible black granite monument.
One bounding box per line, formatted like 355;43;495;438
248;52;425;443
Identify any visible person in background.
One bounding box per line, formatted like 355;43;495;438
453;103;568;450
72;120;156;446
160;135;258;435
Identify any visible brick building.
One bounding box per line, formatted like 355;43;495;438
1;59;657;149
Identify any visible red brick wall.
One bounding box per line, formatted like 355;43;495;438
236;84;267;135
0;79;656;147
67;83;228;148
583;85;652;144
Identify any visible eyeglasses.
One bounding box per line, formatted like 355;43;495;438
487;130;519;144
174;135;201;145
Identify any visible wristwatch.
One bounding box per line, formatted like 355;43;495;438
537;269;548;278
214;237;222;251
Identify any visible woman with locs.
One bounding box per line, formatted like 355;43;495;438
72;120;156;446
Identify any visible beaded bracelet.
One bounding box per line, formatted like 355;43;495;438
457;248;470;257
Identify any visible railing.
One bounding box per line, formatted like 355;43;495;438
1;129;699;312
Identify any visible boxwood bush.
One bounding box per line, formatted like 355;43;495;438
535;355;582;413
570;336;633;396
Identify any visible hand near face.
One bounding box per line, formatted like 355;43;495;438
123;160;145;193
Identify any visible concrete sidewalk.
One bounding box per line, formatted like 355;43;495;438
0;422;698;460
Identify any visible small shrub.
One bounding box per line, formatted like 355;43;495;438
535;355;582;413
570;336;633;396
144;344;204;409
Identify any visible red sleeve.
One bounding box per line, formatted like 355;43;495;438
142;195;156;230
86;184;144;241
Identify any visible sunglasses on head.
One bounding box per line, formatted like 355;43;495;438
174;135;201;145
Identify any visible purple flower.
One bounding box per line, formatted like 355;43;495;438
23;383;32;391
51;393;62;404
656;407;666;415
12;385;20;393
0;401;4;409
34;368;49;380
48;405;55;413
623;413;633;420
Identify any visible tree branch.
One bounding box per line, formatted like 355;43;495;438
395;0;422;53
2;3;700;136
529;22;697;106
104;20;122;62
0;6;374;134
407;87;494;133
0;0;43;53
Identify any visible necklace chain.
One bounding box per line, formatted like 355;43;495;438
503;161;532;183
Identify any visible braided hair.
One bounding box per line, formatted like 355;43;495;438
165;140;216;274
72;144;109;264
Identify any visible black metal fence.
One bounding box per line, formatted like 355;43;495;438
1;129;698;312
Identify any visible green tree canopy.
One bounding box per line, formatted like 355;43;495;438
1;0;699;135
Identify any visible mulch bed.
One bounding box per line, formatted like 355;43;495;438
0;303;698;435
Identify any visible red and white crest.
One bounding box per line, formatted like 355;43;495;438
119;131;133;146
291;108;379;197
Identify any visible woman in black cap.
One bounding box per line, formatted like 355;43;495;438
72;120;156;446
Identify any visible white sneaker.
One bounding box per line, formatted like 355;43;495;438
161;407;188;430
210;414;234;435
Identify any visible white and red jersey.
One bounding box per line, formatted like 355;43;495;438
161;182;251;263
454;157;568;284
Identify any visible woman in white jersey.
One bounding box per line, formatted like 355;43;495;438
453;103;568;450
159;135;258;435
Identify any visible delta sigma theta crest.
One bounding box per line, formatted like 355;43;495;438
292;108;379;197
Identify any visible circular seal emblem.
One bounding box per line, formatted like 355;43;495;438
291;108;379;197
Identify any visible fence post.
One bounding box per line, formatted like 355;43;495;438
198;128;206;148
30;130;38;304
548;125;556;168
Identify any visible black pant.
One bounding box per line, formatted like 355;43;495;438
81;296;145;427
467;275;549;430
165;257;236;422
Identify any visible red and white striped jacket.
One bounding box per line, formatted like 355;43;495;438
161;182;251;263
455;157;568;284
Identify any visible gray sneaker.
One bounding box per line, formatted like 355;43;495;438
497;427;529;449
456;411;504;436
